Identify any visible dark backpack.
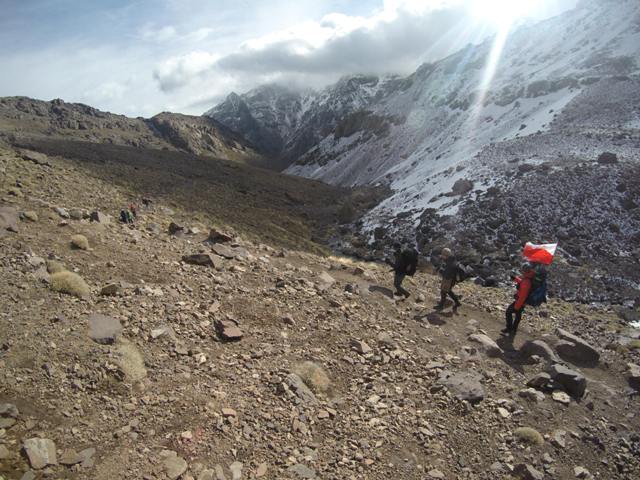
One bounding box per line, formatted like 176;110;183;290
526;268;547;307
402;249;418;276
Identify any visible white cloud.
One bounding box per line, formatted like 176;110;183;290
153;51;220;92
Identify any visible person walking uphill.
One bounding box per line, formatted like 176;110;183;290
436;248;462;311
502;262;536;336
389;243;419;299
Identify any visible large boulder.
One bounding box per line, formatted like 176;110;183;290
207;228;234;243
437;370;485;404
182;253;224;270
520;339;560;363
597;151;618;165
89;211;110;224
555;328;600;366
449;179;474;196
549;364;587;398
468;333;503;357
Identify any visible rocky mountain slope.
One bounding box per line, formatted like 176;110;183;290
2;141;640;480
0;97;258;163
3;133;640;480
207;0;640;303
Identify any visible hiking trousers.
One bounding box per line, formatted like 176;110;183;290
506;302;524;334
439;278;460;307
394;272;410;297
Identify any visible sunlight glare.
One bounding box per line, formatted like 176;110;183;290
472;0;542;28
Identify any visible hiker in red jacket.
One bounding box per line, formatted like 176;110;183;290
501;262;536;336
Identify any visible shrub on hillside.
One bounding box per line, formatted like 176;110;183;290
71;234;89;250
50;271;90;298
293;361;331;394
46;260;66;274
514;427;544;446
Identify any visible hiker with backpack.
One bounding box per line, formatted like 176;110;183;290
502;262;547;337
388;242;419;299
435;248;463;311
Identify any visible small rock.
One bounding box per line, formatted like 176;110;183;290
168;222;185;235
548;364;586;398
288;463;316;479
59;449;83;465
437;370;485;404
597;151;618;165
428;469;445;479
229;461;243;480
551;429;567;449
182;253;224;270
0;444;11;459
88;313;123;344
89;211;110;223
0;403;19;418
351;339;372;355
255;463;268;477
513;463;544;480
215;319;243;341
574;466;591;478
519;388;545;403
207;228;234;243
22;211;38;222
552;391;571;405
162;450;188;480
468;333;502;357
100;283;120;296
526;372;551;390
23;438;57;469
0;205;19;232
54;207;70;219
627;363;640;390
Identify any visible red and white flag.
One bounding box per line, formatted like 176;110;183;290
523;242;557;265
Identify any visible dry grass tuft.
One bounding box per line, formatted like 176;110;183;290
628;339;640;350
292;361;331;394
50;271;90;298
46;260;66;274
514;427;544;446
71;234;90;250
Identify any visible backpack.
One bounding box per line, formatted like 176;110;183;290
526;267;547;307
402;249;418;276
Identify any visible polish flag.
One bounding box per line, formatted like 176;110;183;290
523;242;558;265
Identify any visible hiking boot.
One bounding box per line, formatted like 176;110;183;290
434;302;444;311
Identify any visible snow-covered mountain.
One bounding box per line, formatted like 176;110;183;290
210;0;639;212
207;0;640;303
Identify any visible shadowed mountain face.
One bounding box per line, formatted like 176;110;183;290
10;137;387;252
0;96;259;164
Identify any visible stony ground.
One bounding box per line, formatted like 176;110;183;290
1;145;640;480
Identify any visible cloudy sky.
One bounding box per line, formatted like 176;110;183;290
1;0;577;117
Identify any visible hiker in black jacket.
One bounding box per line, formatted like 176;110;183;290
436;248;462;310
389;243;418;298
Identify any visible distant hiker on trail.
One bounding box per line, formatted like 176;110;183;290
502;262;548;337
388;242;419;299
129;203;137;218
120;209;134;224
436;248;463;311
